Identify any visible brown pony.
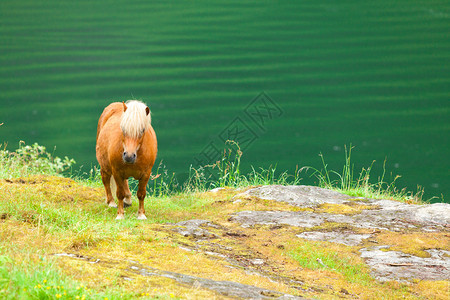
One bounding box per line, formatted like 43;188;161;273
96;100;157;220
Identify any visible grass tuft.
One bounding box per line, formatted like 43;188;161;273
306;145;426;203
185;140;303;191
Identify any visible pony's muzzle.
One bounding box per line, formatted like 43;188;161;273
123;151;137;164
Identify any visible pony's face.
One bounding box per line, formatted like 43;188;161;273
120;101;151;164
122;134;143;164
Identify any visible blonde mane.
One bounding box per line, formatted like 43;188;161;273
120;100;151;138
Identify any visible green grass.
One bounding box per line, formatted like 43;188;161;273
0;249;129;300
289;241;373;286
0;181;132;252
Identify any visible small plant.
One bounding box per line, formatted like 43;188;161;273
149;160;179;197
209;140;245;188
184;164;209;193
0;141;75;178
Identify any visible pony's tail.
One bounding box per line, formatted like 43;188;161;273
110;176;117;200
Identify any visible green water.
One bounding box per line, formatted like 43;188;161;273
1;1;449;202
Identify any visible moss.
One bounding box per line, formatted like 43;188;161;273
56;254;217;299
74;232;300;298
297;222;355;233
376;232;450;258
235;226;417;299
0;175;103;207
412;280;450;300
315;202;377;215
66;232;104;251
210;191;313;215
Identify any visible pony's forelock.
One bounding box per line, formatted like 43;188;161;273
120;100;151;138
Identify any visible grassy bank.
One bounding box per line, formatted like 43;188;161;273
1;142;446;299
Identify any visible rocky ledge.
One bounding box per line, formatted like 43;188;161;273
228;185;449;282
57;185;449;299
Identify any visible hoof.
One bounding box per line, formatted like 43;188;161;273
108;203;117;208
115;214;125;220
137;214;147;220
124;197;132;208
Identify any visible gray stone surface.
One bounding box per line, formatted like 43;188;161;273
209;187;226;193
231;185;450;283
296;231;371;246
360;247;450;281
234;186;450;231
230;211;325;228
241;185;351;207
172;219;217;238
131;263;305;299
410;203;450;225
350;200;449;231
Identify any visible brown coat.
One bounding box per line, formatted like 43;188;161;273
96;101;157;220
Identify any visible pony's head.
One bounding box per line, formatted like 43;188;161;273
120;100;151;164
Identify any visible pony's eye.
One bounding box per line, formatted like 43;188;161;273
141;128;145;135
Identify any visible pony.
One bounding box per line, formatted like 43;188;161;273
96;100;157;220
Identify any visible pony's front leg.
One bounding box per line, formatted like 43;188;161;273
101;170;116;208
114;176;127;220
123;179;133;207
136;176;150;220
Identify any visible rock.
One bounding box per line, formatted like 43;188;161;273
250;258;265;265
210;187;226;193
296;231;371;246
129;263;305;299
53;184;449;295
241;185;351;207
231;185;450;283
350;200;449;231
173;219;217;238
230;211;325;228
236;186;450;232
360;247;450;281
410;203;450;225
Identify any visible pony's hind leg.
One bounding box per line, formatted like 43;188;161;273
101;170;116;208
123;179;133;208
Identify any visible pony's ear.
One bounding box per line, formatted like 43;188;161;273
123;102;127;112
145;106;150;115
